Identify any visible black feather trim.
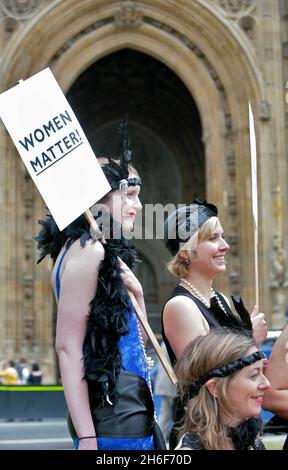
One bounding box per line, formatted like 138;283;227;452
118;114;131;181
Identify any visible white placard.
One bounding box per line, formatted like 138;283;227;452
0;68;111;230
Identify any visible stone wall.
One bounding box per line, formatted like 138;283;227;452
0;0;287;381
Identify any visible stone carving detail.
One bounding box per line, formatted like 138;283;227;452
227;191;237;217
22;171;35;344
279;0;288;18
215;0;257;42
269;234;288;288
217;0;255;16
226;153;236;177
259;100;271;121
227;233;239;256
50;18;113;65
0;0;41;20
115;0;142;27
285;112;288;129
4;16;18;34
239;15;256;40
283;42;288;59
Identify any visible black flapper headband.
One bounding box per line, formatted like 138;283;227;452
164;198;218;256
119;177;142;191
188;350;265;398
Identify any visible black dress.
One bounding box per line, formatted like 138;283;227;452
161;285;251;367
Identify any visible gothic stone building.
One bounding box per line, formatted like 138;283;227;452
0;0;287;382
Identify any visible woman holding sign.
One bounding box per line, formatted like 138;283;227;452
36;118;165;450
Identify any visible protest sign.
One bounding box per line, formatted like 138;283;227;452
0;67;111;230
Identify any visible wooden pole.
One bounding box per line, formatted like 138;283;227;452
249;103;259;306
84;209;106;244
128;290;177;385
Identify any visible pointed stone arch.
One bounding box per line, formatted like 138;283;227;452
0;0;267;379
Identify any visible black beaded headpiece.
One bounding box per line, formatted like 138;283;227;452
188;350;265;398
101;114;142;191
164;198;218;256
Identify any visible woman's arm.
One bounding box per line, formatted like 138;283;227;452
263;325;288;418
55;240;104;450
163;296;209;360
118;257;149;342
262;388;288;419
250;305;267;345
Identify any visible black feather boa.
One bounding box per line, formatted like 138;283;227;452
35;214;138;400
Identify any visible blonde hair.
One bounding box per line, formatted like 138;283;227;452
167;216;219;277
175;329;256;450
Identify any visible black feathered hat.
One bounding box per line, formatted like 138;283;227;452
101;114;141;190
164;198;218;256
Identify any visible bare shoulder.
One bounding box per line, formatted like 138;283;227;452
265;325;288;387
268;324;288;365
57;239;105;284
163;295;209;359
70;238;105;259
163;295;204;321
65;239;105;269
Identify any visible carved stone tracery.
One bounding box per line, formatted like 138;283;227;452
212;0;257;42
49;18;113;66
0;0;41;20
217;0;256;16
115;0;142;27
269;234;288;289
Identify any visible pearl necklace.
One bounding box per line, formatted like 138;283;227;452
181;278;212;307
180;278;227;315
136;319;154;376
212;290;228;315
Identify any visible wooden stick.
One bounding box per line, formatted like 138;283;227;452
128;290;178;385
254;227;259;307
249;103;259;306
84;209;106;244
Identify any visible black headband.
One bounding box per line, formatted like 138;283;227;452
127;177;142;187
164;198;218;256
188;351;265;398
118;177;142;192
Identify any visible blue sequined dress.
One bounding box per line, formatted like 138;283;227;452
56;243;155;450
81;304;155;450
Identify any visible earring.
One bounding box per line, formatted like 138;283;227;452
184;258;190;268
